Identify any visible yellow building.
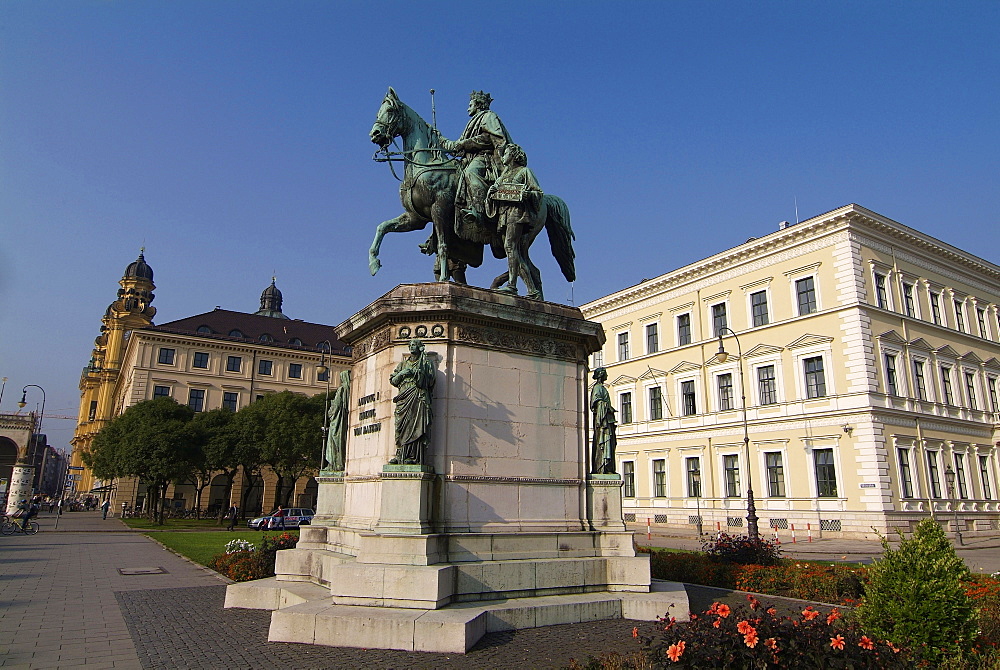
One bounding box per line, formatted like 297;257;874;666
70;253;351;515
581;204;1000;539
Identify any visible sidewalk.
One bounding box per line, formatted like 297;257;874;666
628;523;1000;574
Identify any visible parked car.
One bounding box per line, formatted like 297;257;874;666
247;507;314;530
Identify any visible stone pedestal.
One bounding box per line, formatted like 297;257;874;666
226;283;688;652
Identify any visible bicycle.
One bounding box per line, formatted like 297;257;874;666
1;518;39;535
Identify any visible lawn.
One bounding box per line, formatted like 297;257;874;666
122;516;229;531
145;528;298;567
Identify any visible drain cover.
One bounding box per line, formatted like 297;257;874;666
118;567;169;575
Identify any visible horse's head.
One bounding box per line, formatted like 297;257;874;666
371;87;404;149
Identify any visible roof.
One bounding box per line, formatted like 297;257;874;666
145;309;350;356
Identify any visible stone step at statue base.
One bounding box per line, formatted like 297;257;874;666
228;577;688;653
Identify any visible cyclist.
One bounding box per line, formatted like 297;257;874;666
22;498;40;531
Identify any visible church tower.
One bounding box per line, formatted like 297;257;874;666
70;251;156;494
253;277;290;319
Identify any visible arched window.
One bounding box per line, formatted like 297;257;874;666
229;329;245;338
259;333;273;343
197;325;213;334
289;337;303;346
317;340;331;353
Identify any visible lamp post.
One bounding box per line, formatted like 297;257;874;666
944;464;964;546
715;328;759;539
692;466;703;537
18;385;46;494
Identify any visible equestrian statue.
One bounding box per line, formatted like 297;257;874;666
368;88;575;300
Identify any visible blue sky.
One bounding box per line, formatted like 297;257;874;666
2;1;998;449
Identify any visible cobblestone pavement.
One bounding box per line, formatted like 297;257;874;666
118;584;643;669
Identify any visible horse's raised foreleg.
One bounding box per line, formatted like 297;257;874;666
369;213;426;276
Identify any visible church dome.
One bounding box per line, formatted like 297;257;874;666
254;278;290;319
124;251;154;281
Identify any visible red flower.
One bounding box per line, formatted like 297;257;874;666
713;618;721;628
802;607;820;621
737;620;753;635
667;641;685;662
744;630;759;648
632;627;638;638
747;594;761;610
716;603;731;618
858;636;875;650
765;637;779;651
766;607;778;616
831;635;846;651
826;608;841;624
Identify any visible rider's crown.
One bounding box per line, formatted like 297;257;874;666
470;90;493;108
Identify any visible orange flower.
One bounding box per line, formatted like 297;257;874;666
748;595;761;610
826;608;841;624
744;631;759;648
713;618;721;628
667;641;685;662
802;607;820;621
765;637;778;651
632;627;638;638
858;636;875;650
716;603;731;618
737;620;753;635
830;635;846;651
766;607;778;616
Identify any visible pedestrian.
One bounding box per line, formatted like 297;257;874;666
226;504;239;531
101;499;110;520
270;505;286;531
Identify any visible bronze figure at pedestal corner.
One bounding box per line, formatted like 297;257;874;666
323;370;351;473
590;367;617;475
368;87;576;301
388;339;436;466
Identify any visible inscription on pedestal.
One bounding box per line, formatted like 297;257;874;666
354;391;382;436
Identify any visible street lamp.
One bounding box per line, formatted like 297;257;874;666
692;466;703;537
716;328;760;539
944;464;964;546
18;384;46;496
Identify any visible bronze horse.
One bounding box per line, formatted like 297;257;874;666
369;88;575;299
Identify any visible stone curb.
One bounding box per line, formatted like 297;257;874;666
141;533;235;585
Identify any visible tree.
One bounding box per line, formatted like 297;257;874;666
191;408;238;520
85;397;200;524
232;391;323;510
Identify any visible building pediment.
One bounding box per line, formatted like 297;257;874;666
983;357;1000;371
609;375;637;386
669;361;702;375
744;343;784;358
786;334;835;349
960;351;984;364
876;330;907;345
637;368;667;381
908;337;934;352
705;353;735;365
935;344;960;358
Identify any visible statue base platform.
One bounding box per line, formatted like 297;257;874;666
225;283;688;652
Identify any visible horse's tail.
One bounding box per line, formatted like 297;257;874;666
543;194;576;282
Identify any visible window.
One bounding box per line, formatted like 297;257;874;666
978;308;988;338
711;303;727;337
750;290;769;327
620;392;633;424
289;363;303;379
193;352;209;369
965;372;978;410
884;354;899;396
766;452;785;497
648;386;663;421
153;385;171;399
222;392;238;412
318;368;329;382
188;388;205;412
593;350;604;368
259;333;274;343
677;314;691;346
289;337;302;346
954;300;966;332
796;277;817;315
803;356;827;399
229;329;245;338
645;323;659;354
897;448;914;498
874;273;888;309
623;461;635;498
813;448;838;497
914;361;928;401
989;376;999;413
717;373;734;411
930;292;942;325
258;359;273;375
927;452;942;498
980;455;993;500
903;283;915;317
681;381;697;416
955;453;969;499
197;325;213;334
686;457;702;497
652;459;666;497
723;454;741;497
757;365;777;405
88;400;98;421
226;356;242;373
158;348;176;365
941;366;954;405
617;332;630;361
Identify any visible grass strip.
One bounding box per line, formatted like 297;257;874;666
146;529;297;567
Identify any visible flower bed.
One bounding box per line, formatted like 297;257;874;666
209;531;298;582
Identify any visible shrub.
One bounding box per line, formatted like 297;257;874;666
638;595;909;669
703;532;782;566
208;532;299;582
735;562;866;604
856;518;978;665
643;550;739;590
